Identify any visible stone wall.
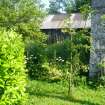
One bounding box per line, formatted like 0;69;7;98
90;0;105;77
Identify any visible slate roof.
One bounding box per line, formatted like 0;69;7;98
41;13;91;29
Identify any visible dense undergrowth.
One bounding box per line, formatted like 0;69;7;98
0;30;27;105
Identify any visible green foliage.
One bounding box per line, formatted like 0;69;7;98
90;76;105;88
0;0;45;40
66;0;91;13
25;41;63;81
48;0;91;13
25;30;90;82
0;29;27;105
42;62;63;82
62;29;91;95
98;76;105;87
46;29;90;73
46;40;71;62
48;0;68;14
25;41;48;80
48;0;61;14
25;39;74;81
26;80;105;105
89;58;105;88
44;31;90;84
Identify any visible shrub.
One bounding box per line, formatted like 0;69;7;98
25;41;63;81
42;62;63;82
25;30;90;82
46;40;71;62
46;37;90;72
0;30;27;105
25;41;47;80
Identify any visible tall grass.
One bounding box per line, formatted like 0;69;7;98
25;80;105;105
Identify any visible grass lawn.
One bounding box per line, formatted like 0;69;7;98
25;80;105;105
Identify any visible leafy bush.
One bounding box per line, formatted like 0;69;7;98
25;30;90;83
25;41;64;81
0;30;27;105
42;62;63;82
25;41;47;80
46;36;90;71
46;39;71;62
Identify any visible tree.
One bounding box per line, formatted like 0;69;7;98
36;0;45;10
48;0;91;14
48;0;66;14
62;28;90;96
0;0;45;40
63;0;91;96
66;0;91;13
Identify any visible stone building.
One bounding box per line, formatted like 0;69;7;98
90;0;105;78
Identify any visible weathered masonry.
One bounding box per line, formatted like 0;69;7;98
90;0;105;77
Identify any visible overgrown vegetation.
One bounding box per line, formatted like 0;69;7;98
0;0;45;104
0;0;45;40
25;29;90;82
48;0;91;14
25;41;47;80
0;0;105;105
25;29;91;98
0;30;27;105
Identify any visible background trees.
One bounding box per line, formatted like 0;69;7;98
48;0;91;14
66;0;91;13
0;0;45;104
0;0;45;40
48;0;66;14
